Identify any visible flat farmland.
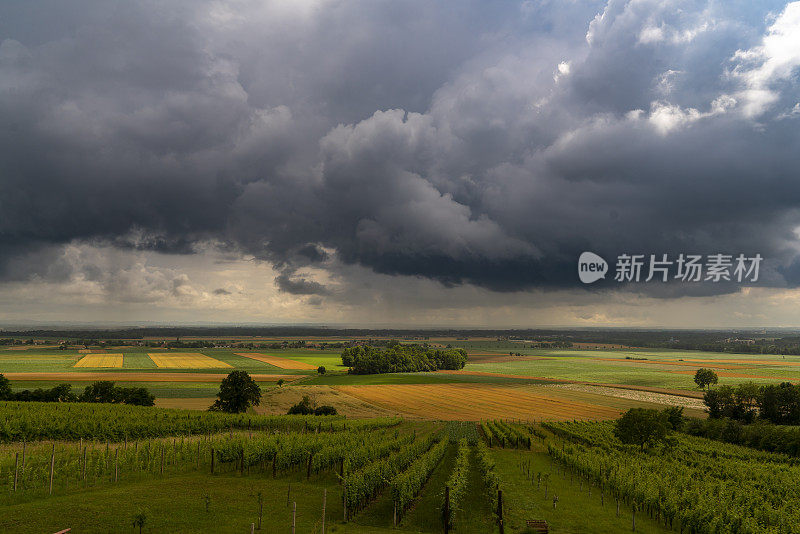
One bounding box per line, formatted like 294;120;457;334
333;383;687;421
74;353;123;368
0;352;80;372
235;352;318;370
463;349;800;389
148;353;232;369
255;385;399;418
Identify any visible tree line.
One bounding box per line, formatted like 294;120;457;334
0;374;154;406
340;342;467;374
702;381;800;424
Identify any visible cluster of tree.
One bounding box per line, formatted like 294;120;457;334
704;381;800;424
613;407;684;450
683;417;800;456
286;395;337;416
340;342;467;374
0;375;154;406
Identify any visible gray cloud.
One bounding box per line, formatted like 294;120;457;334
2;0;800;301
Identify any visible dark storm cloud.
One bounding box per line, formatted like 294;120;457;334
275;274;330;296
2;0;800;296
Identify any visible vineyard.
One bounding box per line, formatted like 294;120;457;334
0;403;510;533
4;399;800;533
544;420;800;533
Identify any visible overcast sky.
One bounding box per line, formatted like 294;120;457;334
2;0;800;328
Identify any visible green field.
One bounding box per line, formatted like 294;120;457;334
463;348;800;389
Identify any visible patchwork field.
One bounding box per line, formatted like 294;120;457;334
74;353;123;368
148;352;232;369
235;352;318;370
4;343;795;418
462;349;800;389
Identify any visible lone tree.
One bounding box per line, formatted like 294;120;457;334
210;371;262;413
694;368;718;390
317;366;326;375
614;408;669;450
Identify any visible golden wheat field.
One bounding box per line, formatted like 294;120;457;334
235;353;318;370
335;383;628;421
73;353;124;368
147;353;232;369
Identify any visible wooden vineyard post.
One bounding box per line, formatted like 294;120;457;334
211;447;215;474
49;444;55;495
497;488;504;534
393;501;397;527
240;448;245;475
82;447;87;482
160;446;165;475
13;452;18;492
343;482;347;520
257;492;263;530
322;488;327;534
197;441;201;470
632;502;636;532
291;502;296;534
444;485;450;534
114;449;119;483
307;452;313;480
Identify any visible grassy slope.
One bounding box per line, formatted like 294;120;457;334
493;447;671;534
0;471;396;534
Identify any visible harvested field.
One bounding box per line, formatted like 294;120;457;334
74;354;123;368
78;349;107;354
542;384;706;411
148;353;231;369
335;383;625;421
255;385;397;418
234;353;317;370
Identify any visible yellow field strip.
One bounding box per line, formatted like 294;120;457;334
74;354;124;368
235;353;318;370
147;353;232;369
